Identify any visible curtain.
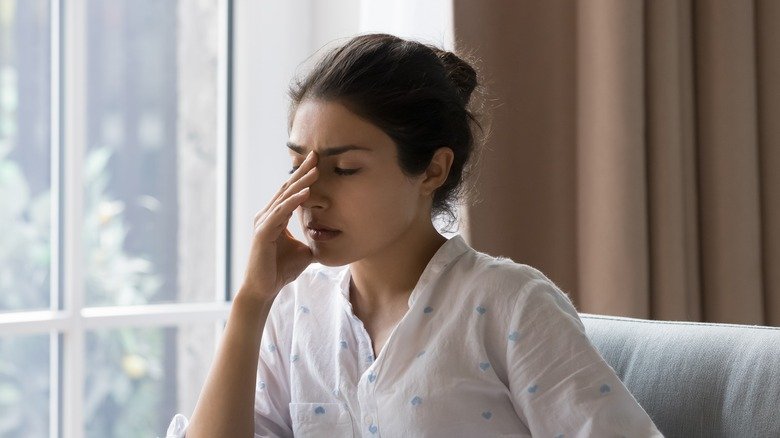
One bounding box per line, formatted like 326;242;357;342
454;0;779;326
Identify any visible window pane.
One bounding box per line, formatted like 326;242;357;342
83;0;220;306
0;0;52;313
85;324;216;437
0;334;50;436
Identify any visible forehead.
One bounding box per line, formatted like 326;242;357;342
288;100;394;153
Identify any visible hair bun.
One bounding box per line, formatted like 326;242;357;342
433;48;477;105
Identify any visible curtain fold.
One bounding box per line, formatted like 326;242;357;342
576;0;648;317
695;0;763;324
756;0;780;326
454;0;779;325
646;0;702;321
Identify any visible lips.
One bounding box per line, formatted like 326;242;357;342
305;219;341;242
306;220;339;232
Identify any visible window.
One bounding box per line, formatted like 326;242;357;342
1;0;453;436
1;1;229;436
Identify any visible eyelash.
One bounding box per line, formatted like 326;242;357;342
288;166;360;176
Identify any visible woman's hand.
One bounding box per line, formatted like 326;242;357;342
239;150;319;304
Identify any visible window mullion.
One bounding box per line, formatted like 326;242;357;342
61;1;87;437
50;0;63;437
217;0;234;304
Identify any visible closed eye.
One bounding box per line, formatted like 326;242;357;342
334;167;360;176
288;166;360;176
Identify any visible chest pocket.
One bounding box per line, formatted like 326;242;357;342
289;402;353;437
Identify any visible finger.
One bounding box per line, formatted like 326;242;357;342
255;166;317;228
260;189;309;240
269;166;318;212
269;150;318;207
254;151;317;227
256;151;317;226
257;187;310;239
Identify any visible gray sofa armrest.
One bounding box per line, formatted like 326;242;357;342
580;313;780;438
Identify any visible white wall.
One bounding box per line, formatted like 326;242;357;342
359;0;453;50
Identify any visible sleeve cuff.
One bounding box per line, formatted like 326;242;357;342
165;413;189;438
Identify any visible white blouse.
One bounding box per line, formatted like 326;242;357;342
166;234;663;437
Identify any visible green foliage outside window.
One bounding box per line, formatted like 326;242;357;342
0;144;166;437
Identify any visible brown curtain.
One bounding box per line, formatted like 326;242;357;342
454;0;780;326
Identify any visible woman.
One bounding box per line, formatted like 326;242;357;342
168;33;663;437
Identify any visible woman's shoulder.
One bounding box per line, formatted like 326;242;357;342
459;249;571;307
464;250;553;289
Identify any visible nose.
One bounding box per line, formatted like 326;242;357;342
300;172;328;210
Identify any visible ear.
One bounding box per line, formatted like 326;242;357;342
421;147;454;197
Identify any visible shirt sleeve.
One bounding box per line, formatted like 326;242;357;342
165;413;189;438
253;285;295;437
163;285;296;438
506;278;664;437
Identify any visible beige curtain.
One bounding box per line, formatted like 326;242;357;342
455;0;779;326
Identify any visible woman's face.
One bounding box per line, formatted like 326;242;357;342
288;99;428;266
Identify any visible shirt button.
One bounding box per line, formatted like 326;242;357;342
364;414;372;425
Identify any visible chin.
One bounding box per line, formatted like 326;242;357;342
313;253;351;267
310;244;352;267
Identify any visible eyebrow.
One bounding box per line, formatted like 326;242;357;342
286;142;372;157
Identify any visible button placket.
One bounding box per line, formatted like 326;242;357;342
358;376;380;436
354;314;380;436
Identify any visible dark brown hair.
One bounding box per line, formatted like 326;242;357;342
288;33;485;229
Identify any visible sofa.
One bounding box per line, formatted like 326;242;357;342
579;313;780;438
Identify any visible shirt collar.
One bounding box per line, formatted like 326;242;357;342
337;234;470;308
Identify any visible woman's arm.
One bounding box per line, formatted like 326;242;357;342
506;279;664;437
172;151;319;437
185;291;273;438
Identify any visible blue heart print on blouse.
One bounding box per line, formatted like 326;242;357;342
554;434;565;438
267;344;277;353
290;354;299;363
600;384;611;394
508;331;520;342
256;380;266;390
340;340;348;349
479;362;491;371
368;372;377;383
411;396;422;406
476;305;487;314
416;350;426;358
482;411;493;420
424;306;434;314
369;424;378;434
528;384;538;393
314;406;325;414
299;305;309;314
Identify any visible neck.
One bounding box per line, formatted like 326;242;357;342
348;220;447;316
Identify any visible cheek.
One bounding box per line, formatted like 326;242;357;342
345;179;418;223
